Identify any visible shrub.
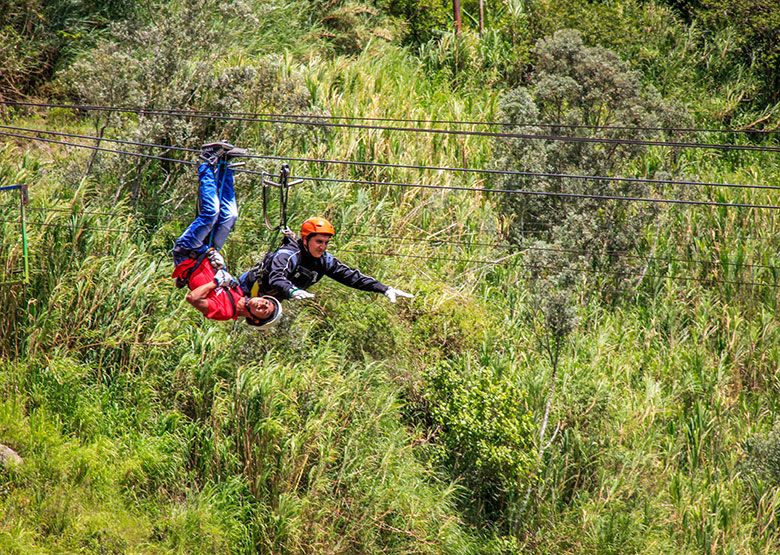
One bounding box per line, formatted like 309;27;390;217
387;0;448;45
743;422;780;487
426;357;536;526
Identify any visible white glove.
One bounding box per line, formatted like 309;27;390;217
214;269;237;288
206;248;225;270
384;287;414;303
290;288;315;300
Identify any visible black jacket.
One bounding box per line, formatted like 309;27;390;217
239;235;388;301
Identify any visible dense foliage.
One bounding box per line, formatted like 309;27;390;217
2;0;780;553
495;29;686;299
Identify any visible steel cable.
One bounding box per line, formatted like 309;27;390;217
0;100;780;139
5;129;780;210
6;123;777;193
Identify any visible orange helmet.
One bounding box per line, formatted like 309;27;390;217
300;217;335;239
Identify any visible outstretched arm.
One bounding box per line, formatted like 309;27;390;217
324;255;389;293
186;280;217;317
325;255;413;302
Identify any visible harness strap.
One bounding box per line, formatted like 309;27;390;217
207;160;228;248
225;287;239;319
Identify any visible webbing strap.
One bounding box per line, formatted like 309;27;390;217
207;160;228;248
226;287;238;319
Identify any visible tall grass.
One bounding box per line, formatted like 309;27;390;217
4;1;780;553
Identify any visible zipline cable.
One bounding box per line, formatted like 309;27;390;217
25;207;550;236
4;101;780;152
294;174;780;211
0;124;198;155
4;99;779;136
5;130;780;210
246;152;780;193
7;123;776;193
0;130;196;167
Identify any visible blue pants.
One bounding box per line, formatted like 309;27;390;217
172;162;237;267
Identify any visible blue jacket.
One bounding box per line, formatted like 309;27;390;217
239;235;388;301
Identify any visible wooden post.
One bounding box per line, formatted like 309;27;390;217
479;0;484;37
453;0;462;34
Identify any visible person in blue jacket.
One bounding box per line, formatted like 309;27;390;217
239;217;413;303
172;141;282;328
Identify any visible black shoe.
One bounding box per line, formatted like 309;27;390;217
200;141;235;165
224;146;247;160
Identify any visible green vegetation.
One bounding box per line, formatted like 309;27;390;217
2;0;780;553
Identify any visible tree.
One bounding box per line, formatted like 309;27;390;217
495;29;687;299
57;0;328;212
426;357;536;527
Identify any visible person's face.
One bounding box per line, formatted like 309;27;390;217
305;233;331;258
248;297;274;320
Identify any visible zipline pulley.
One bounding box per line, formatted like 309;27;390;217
261;164;302;234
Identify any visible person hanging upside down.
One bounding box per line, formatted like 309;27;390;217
172;141;282;328
238;217;413;304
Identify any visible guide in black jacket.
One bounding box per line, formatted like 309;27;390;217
239;217;413;304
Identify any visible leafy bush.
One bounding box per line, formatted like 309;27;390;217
0;0;143;99
743;422;780;487
387;0;448;44
425;357;536;526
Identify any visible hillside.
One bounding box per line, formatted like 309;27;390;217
2;1;780;553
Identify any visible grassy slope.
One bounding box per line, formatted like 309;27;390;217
2;1;780;554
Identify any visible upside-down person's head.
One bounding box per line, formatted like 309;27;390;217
245;295;283;328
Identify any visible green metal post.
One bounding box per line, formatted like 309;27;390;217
0;183;30;286
20;184;29;285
